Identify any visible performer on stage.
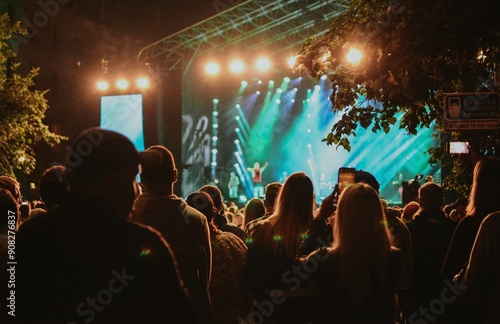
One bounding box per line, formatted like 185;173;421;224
247;162;268;198
228;171;240;199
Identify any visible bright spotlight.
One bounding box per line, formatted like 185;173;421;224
307;144;312;148
230;60;245;73
275;99;281;104
256;58;271;71
136;77;149;89
314;85;321;91
238;195;248;203
235;104;241;109
321;75;328;80
211;162;217;167
241;80;248;87
212;136;218;141
116;79;129;90
235;128;240;132
97;81;109;91
234;139;240;144
213;98;219;104
213;123;219;129
256;91;261;95
276;88;282;94
346;48;362;65
288;56;296;68
235;116;240;121
258;80;263;84
206;62;220;75
212;149;218;154
284;76;290;83
212;111;219;116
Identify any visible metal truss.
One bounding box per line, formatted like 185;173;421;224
137;0;350;75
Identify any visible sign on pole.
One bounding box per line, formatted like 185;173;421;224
443;92;500;131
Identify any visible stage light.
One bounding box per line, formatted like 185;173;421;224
213;123;219;129
211;162;217;167
230;60;245;73
213;98;219;104
315;85;321;91
235;128;240;132
294;88;298;92
212;149;218;154
276;88;282;94
321;75;328;80
256;91;261;95
275;99;281;104
241;80;248;87
206;62;220;75
235;116;240;121
238;195;248;203
235;104;241;109
288;56;296;68
291;99;295;103
116;79;129;90
284;76;291;83
234;139;240;144
346;48;362;65
256;58;271;71
136;77;149;89
213;111;219;116
212;136;218;141
97;81;109;91
258;80;263;84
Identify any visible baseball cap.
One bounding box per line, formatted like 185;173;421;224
354;170;380;193
64;127;161;182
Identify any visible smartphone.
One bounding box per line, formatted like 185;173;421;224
338;167;356;192
449;141;469;154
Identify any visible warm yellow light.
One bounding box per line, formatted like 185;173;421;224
116;79;129;89
97;81;109;91
205;62;220;75
256;58;271;71
346;48;362;65
136;77;149;89
229;60;244;73
288;56;296;68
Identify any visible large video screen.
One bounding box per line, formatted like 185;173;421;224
100;94;145;152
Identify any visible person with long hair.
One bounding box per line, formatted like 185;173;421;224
243;172;315;323
442;157;500;281
300;183;401;323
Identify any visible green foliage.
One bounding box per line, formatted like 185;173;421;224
0;13;66;176
294;0;500;196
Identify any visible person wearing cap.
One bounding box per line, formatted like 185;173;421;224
131;145;213;324
15;127;195;323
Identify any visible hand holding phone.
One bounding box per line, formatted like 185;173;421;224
448;141;469;154
338;167;356;192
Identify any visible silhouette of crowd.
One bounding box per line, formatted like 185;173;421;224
1;127;500;323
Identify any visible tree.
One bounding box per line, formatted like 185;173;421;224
294;0;500;196
0;13;66;176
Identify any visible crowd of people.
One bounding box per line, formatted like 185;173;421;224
1;127;500;323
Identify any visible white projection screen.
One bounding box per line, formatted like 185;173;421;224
100;94;145;152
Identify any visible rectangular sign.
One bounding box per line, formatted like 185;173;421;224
444;92;500;121
444;120;500;131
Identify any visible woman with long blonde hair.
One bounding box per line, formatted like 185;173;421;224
301;183;401;323
243;172;315;323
